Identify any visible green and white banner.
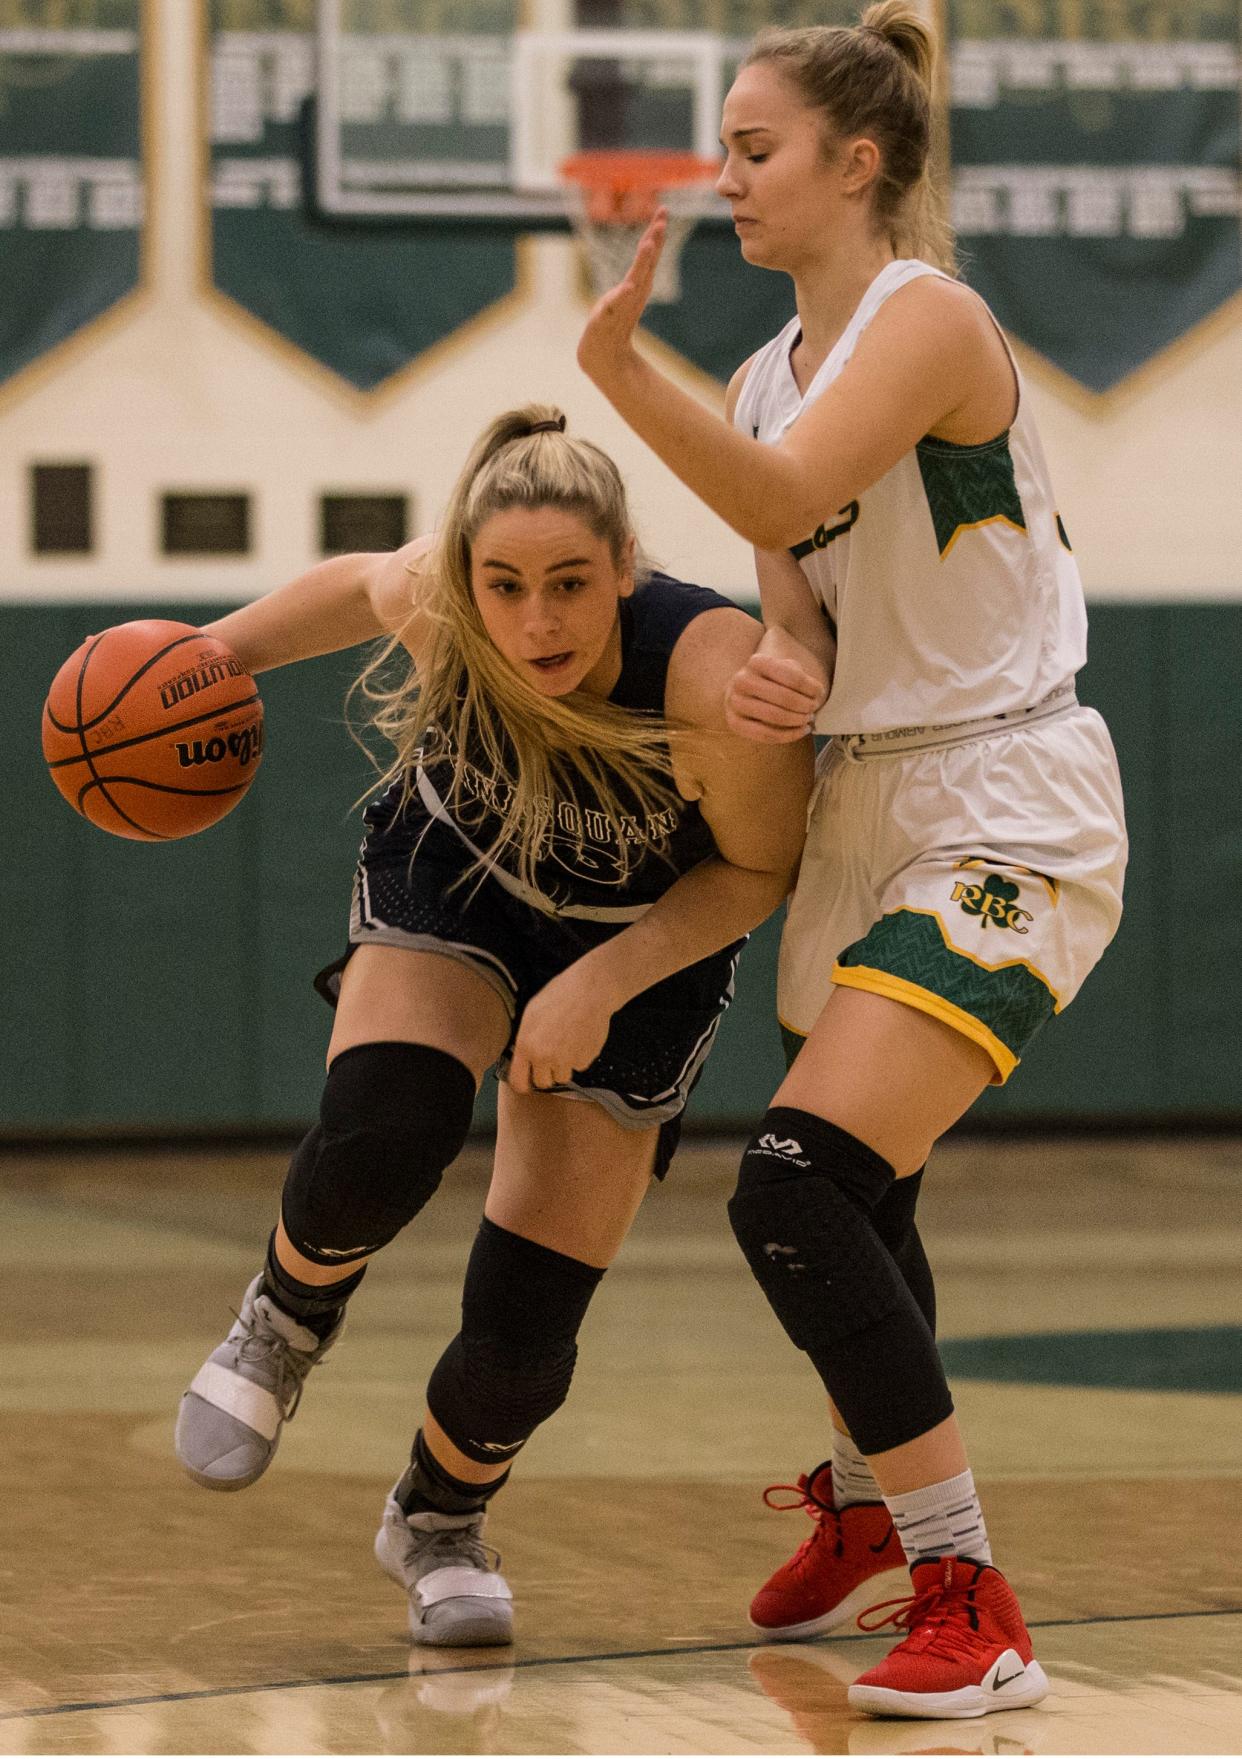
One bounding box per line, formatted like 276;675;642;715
947;2;1242;392
209;0;519;391
0;4;144;387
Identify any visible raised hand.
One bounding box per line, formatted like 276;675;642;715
576;208;668;389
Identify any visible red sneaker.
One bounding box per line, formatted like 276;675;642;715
848;1557;1049;1720
749;1462;909;1640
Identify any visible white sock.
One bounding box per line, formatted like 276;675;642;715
831;1426;883;1509
887;1469;993;1566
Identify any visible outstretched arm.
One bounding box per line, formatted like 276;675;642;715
201;535;434;674
578;212;1004;550
508;608;813;1093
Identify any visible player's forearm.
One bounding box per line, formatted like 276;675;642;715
201;554;387;675
585;352;819;550
757;620;834;701
753;552;836;690
579;856;790;1010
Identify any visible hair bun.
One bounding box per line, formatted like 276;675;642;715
859;1;935;85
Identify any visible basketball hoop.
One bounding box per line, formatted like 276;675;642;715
559;151;720;304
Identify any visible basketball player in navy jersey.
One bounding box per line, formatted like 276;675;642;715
172;404;812;1647
578;1;1126;1722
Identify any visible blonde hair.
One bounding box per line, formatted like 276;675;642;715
744;2;955;272
356;405;683;900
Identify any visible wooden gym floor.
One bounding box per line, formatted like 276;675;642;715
2;1134;1240;1756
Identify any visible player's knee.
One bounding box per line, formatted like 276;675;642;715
872;1169;937;1333
281;1042;475;1264
428;1218;605;1465
729;1109;952;1451
728;1106;899;1349
870;1167;922;1249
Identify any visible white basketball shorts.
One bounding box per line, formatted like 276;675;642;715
778;701;1128;1082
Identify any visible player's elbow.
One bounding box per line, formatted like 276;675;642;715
364;554;416;634
741;851;800;911
738;514;788;549
739;491;826;553
770;845;803;895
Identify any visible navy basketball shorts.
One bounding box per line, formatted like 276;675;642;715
315;798;744;1180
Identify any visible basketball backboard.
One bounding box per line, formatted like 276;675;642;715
314;0;743;223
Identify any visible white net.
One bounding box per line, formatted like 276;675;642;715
562;178;715;303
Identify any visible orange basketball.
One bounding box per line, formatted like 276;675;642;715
42;620;264;841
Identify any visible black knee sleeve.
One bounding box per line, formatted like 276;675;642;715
728;1107;952;1455
871;1169;936;1336
427;1217;604;1465
281;1041;474;1265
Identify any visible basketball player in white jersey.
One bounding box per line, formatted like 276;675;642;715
578;0;1127;1723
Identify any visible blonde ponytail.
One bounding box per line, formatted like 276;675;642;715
860;1;936;90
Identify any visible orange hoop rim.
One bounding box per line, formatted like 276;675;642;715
559;150;720;197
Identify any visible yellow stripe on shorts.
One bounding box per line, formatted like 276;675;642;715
831;907;1061;1084
831;963;1019;1082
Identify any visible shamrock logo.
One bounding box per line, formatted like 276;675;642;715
950;873;1034;933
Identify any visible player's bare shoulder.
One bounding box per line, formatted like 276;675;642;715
665;603;763;734
853;273;1016;444
665;602;811;877
725;350;760;424
864;273;1008;382
366;533;436;662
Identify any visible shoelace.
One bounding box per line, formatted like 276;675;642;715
762;1471;843;1568
857;1579;981;1662
410;1521;501;1576
229;1307;316;1420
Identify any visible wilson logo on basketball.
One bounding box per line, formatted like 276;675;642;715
175;725;263;769
159;656;247;710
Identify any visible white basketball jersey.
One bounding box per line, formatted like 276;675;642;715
733;259;1088;735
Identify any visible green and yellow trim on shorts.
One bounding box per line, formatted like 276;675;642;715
780;907;1061;1083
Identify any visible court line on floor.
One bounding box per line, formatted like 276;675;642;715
5;1604;1241;1723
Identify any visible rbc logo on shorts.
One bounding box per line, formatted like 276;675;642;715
951;873;1034;934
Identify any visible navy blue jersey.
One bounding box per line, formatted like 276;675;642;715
369;571;741;919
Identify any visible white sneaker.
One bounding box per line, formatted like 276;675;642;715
374;1487;514;1647
175;1276;341;1490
